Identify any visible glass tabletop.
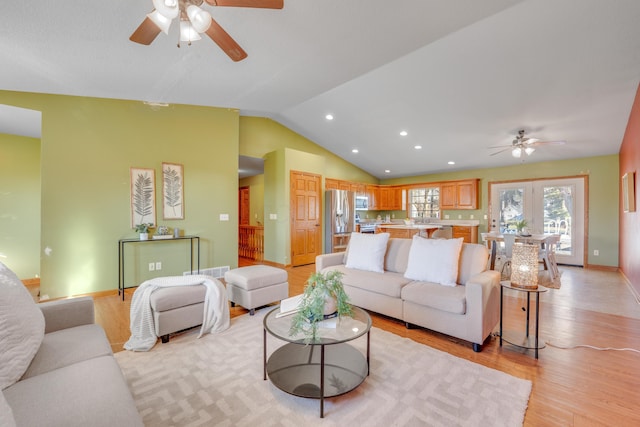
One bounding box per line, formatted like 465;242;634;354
264;305;371;345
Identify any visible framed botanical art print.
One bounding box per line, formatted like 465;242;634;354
130;167;156;228
622;171;635;213
162;162;184;220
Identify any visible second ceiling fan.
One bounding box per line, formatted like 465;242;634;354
130;0;284;62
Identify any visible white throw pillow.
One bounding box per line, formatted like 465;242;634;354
404;236;464;286
0;261;45;390
344;232;390;273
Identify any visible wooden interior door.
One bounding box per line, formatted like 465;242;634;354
290;171;322;266
239;186;250;225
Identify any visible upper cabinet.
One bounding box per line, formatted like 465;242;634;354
440;179;479;210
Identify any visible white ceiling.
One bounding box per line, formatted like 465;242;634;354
2;0;640;178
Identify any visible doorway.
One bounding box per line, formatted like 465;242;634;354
290;170;322;266
489;177;586;266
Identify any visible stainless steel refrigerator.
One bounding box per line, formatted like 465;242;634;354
324;189;356;253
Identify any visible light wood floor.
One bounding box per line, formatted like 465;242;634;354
57;260;640;426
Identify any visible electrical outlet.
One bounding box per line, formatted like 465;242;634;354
444;215;450;219
149;262;155;271
270;213;277;220
484;214;488;220
470;215;474;219
458;215;462;219
593;249;599;256
155;262;162;270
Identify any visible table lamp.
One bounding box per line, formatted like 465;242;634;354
510;243;539;289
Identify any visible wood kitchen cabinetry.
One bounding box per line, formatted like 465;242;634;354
325;178;366;196
366;185;379;210
452;225;479;243
440;179;479;210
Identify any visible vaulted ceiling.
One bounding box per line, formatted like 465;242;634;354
2;0;640;178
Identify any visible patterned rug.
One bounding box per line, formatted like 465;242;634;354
115;309;531;427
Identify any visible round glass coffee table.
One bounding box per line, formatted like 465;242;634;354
263;305;371;418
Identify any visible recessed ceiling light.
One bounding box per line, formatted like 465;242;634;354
325;114;334;120
448;161;455;165
384;169;391;174
352;148;359;153
414;145;422;150
400;131;408;136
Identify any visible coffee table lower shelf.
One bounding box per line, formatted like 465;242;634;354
266;341;368;416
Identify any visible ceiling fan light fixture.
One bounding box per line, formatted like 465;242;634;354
180;20;202;42
147;10;173;34
152;0;179;20
187;5;212;33
525;146;535;156
512;147;522;158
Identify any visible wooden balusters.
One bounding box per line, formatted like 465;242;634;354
239;225;264;261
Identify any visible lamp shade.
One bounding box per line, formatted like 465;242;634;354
187;5;212;33
180;20;202;42
510;243;539;289
512;147;522;158
147;10;172;34
524;146;535;156
152;0;179;20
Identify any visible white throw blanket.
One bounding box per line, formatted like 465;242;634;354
124;275;230;352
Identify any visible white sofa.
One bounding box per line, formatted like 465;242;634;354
316;236;501;351
1;262;143;427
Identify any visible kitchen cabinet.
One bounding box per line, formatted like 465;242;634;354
325;178;339;190
377;186;405;210
452;225;479;243
366;185;379;210
440;179;479;210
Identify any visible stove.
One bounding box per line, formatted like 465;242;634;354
359;223;376;234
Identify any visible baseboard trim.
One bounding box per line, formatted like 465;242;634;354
584;264;619;272
619;270;640;305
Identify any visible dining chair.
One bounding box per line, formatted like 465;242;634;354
500;234;517;279
540;235;560;279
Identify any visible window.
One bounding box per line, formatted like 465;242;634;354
408;187;440;219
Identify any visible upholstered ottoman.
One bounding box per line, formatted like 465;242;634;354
149;285;206;343
224;265;288;315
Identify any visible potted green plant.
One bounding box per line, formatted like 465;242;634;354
134;223;152;240
289;270;353;343
515;219;528;235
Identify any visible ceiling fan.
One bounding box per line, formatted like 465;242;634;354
130;0;284;62
489;129;566;158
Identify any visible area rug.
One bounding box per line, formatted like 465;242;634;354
115;309;531;427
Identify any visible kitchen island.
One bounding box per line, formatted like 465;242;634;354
376;224;441;239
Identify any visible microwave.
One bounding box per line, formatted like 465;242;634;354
355;196;369;210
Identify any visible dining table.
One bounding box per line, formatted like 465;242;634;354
482;233;559;273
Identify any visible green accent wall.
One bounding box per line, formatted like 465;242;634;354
381;155;620;267
1;91;239;298
0;133;41;279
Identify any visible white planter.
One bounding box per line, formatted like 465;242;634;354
139;233;149;241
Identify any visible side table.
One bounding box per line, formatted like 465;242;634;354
499;280;548;358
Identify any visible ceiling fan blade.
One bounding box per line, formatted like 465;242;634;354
130;16;162;45
204;18;248;62
528;140;566;147
487;144;512;149
204;0;283;8
490;147;513;156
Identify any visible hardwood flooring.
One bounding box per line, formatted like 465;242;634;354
63;260;640;426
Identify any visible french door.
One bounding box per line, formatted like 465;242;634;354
489;177;585;266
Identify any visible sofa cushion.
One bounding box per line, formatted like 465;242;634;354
404;236;464;286
345;232;390;273
21;324;113;380
321;265;411;298
458;243;490;285
0;391;16;427
4;355;143;427
0;261;45;390
384;238;413;273
401;281;467;315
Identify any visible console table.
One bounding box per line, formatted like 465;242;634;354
118;236;200;301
